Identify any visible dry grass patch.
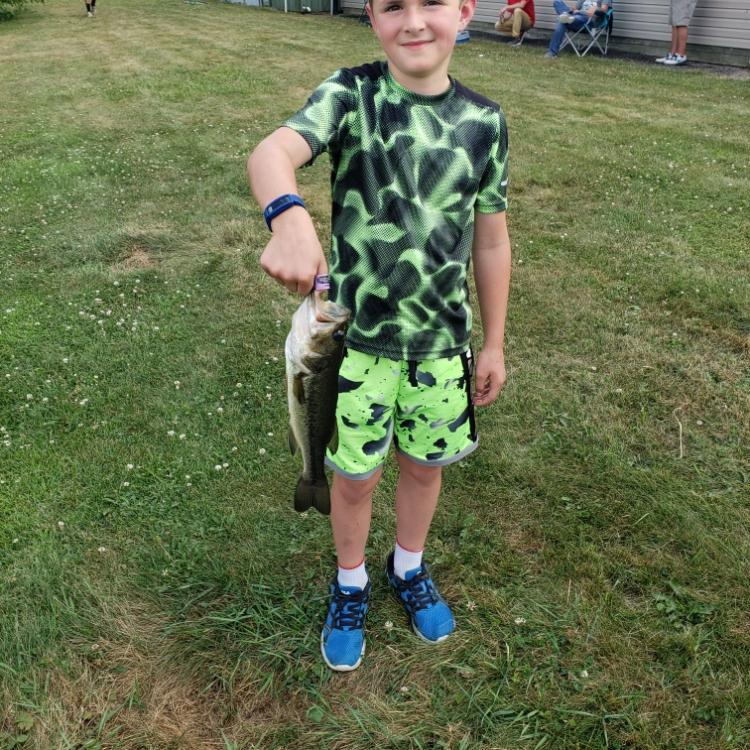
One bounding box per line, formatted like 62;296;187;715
5;595;315;749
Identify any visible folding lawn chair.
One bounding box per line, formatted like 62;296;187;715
559;8;613;57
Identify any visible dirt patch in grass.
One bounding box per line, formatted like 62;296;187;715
114;241;155;271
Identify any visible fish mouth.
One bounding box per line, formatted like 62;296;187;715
313;297;350;325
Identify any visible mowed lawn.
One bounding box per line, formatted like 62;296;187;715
1;1;749;748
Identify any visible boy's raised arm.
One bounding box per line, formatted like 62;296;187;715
247;127;327;295
471;210;511;406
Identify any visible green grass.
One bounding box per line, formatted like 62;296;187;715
1;1;749;747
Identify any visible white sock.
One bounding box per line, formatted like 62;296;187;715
394;541;423;580
337;560;368;590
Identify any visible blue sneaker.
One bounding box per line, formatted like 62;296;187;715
320;578;371;671
386;552;455;643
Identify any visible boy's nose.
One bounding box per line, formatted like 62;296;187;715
403;7;426;31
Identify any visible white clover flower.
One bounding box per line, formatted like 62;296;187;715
179;434;186;440
97;546;107;553
215;464;222;471
258;448;266;456
580;669;589;679
384;620;394;630
167;430;175;437
57;521;65;529
127;464;134;470
466;601;477;611
122;481;130;487
514;617;526;625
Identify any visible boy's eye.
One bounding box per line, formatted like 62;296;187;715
384;3;401;9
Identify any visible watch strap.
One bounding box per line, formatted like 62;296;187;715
263;194;306;231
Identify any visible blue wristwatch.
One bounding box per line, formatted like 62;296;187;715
263;194;306;231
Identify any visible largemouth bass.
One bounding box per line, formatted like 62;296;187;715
285;290;350;515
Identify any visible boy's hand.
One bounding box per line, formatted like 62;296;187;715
472;347;507;406
259;207;328;295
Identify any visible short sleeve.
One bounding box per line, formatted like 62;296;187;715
282;69;356;166
475;109;509;214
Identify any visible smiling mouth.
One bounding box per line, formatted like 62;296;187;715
403;40;431;47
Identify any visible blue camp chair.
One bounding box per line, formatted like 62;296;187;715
559;8;613;57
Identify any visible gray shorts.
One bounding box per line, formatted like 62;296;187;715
670;0;697;26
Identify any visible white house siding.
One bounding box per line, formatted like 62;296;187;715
340;0;750;51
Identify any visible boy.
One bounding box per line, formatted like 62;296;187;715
248;0;510;672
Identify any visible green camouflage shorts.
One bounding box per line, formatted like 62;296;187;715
326;348;478;479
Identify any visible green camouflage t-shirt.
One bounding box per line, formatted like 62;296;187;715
283;61;508;360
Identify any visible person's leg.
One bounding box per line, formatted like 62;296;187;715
553;0;570;15
495;16;514;34
321;350;397;671
511;8;531;38
571;13;588;28
387;453;455;642
330;470;382;568
394;452;442;552
675;26;688;56
386;352;476;642
547;22;567;55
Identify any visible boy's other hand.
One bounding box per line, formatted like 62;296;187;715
259;208;328;295
472;347;507;406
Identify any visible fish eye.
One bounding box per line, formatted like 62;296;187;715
332;330;345;341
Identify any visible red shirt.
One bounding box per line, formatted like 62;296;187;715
510;0;535;25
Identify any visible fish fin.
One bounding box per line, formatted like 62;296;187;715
293;374;305;405
294;477;330;515
288;427;298;456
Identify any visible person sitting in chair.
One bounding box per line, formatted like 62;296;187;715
495;0;535;47
544;0;610;58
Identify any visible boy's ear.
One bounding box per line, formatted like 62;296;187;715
365;1;375;25
458;0;476;27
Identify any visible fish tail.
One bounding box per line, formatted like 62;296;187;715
294;477;331;515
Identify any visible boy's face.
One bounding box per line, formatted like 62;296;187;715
366;0;476;94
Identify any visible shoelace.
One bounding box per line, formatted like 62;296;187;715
330;586;369;630
394;569;439;612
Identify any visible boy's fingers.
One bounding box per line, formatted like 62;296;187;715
472;370;506;406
